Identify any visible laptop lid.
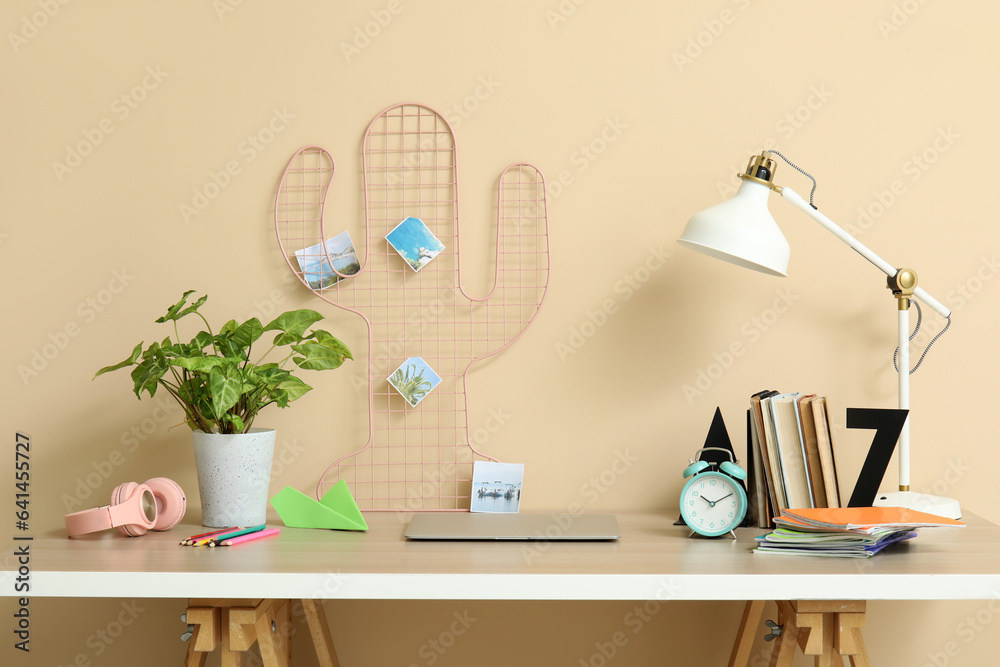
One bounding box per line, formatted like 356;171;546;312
404;512;620;541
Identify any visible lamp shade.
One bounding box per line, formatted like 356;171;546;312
678;179;790;277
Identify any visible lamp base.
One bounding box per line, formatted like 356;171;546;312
872;490;962;520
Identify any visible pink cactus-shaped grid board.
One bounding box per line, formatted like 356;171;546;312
275;103;549;511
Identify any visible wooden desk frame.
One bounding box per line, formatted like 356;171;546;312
183;599;338;667
728;600;870;667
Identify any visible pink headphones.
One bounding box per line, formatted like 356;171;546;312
64;478;186;538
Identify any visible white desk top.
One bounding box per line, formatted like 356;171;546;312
7;511;999;601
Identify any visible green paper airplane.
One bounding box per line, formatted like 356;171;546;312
270;480;368;531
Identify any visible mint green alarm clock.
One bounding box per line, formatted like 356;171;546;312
679;447;748;538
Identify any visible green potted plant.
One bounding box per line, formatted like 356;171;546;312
95;290;352;526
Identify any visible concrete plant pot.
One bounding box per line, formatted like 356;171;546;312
191;428;276;527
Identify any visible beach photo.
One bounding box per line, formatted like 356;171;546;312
385;216;444;272
387;356;443;407
470;461;524;513
294;230;361;289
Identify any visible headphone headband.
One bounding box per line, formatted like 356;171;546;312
65;485;157;537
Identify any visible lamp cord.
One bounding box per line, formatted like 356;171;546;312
770;148;952;373
769;150;819;207
893;300;952;374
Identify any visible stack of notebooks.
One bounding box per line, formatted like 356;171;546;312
754;507;965;558
747;390;840;528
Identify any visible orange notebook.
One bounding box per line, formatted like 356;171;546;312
779;506;965;531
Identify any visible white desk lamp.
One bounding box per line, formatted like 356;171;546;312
678;151;959;519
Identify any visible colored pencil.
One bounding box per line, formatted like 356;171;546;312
179;527;236;546
218;527;280;547
203;524;268;547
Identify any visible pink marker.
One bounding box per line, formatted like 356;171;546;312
219;527;280;547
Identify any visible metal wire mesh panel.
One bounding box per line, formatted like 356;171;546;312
274;103;549;511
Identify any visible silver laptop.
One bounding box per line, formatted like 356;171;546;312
405;512;620;541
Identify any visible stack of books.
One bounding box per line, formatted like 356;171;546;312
747;390;840;528
754;507;965;558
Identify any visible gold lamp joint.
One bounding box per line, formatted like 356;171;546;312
887;268;918;310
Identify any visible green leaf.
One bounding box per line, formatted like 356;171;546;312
315;330;353;360
232;318;264;349
94;342;143;377
208;362;242;419
169;331;213;358
190;330;213;352
264;309;325;342
255;366;291;385
291;331;353;370
277;376;312;404
130;343;168;398
172;357;226;373
177;376;211;417
220;413;245;434
101;292;350;434
155;291;207;323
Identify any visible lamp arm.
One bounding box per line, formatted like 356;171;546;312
778;186;951;319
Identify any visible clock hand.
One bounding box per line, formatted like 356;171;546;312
701;492;734;506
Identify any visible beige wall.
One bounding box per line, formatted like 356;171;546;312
3;1;999;665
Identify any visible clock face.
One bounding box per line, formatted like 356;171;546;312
680;471;748;537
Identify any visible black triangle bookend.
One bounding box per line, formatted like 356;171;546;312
674;407;752;527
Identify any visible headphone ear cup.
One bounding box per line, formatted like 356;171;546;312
720;460;747;481
143;478;186;531
110;482;148;537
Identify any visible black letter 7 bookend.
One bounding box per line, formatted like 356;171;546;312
846;407;909;508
